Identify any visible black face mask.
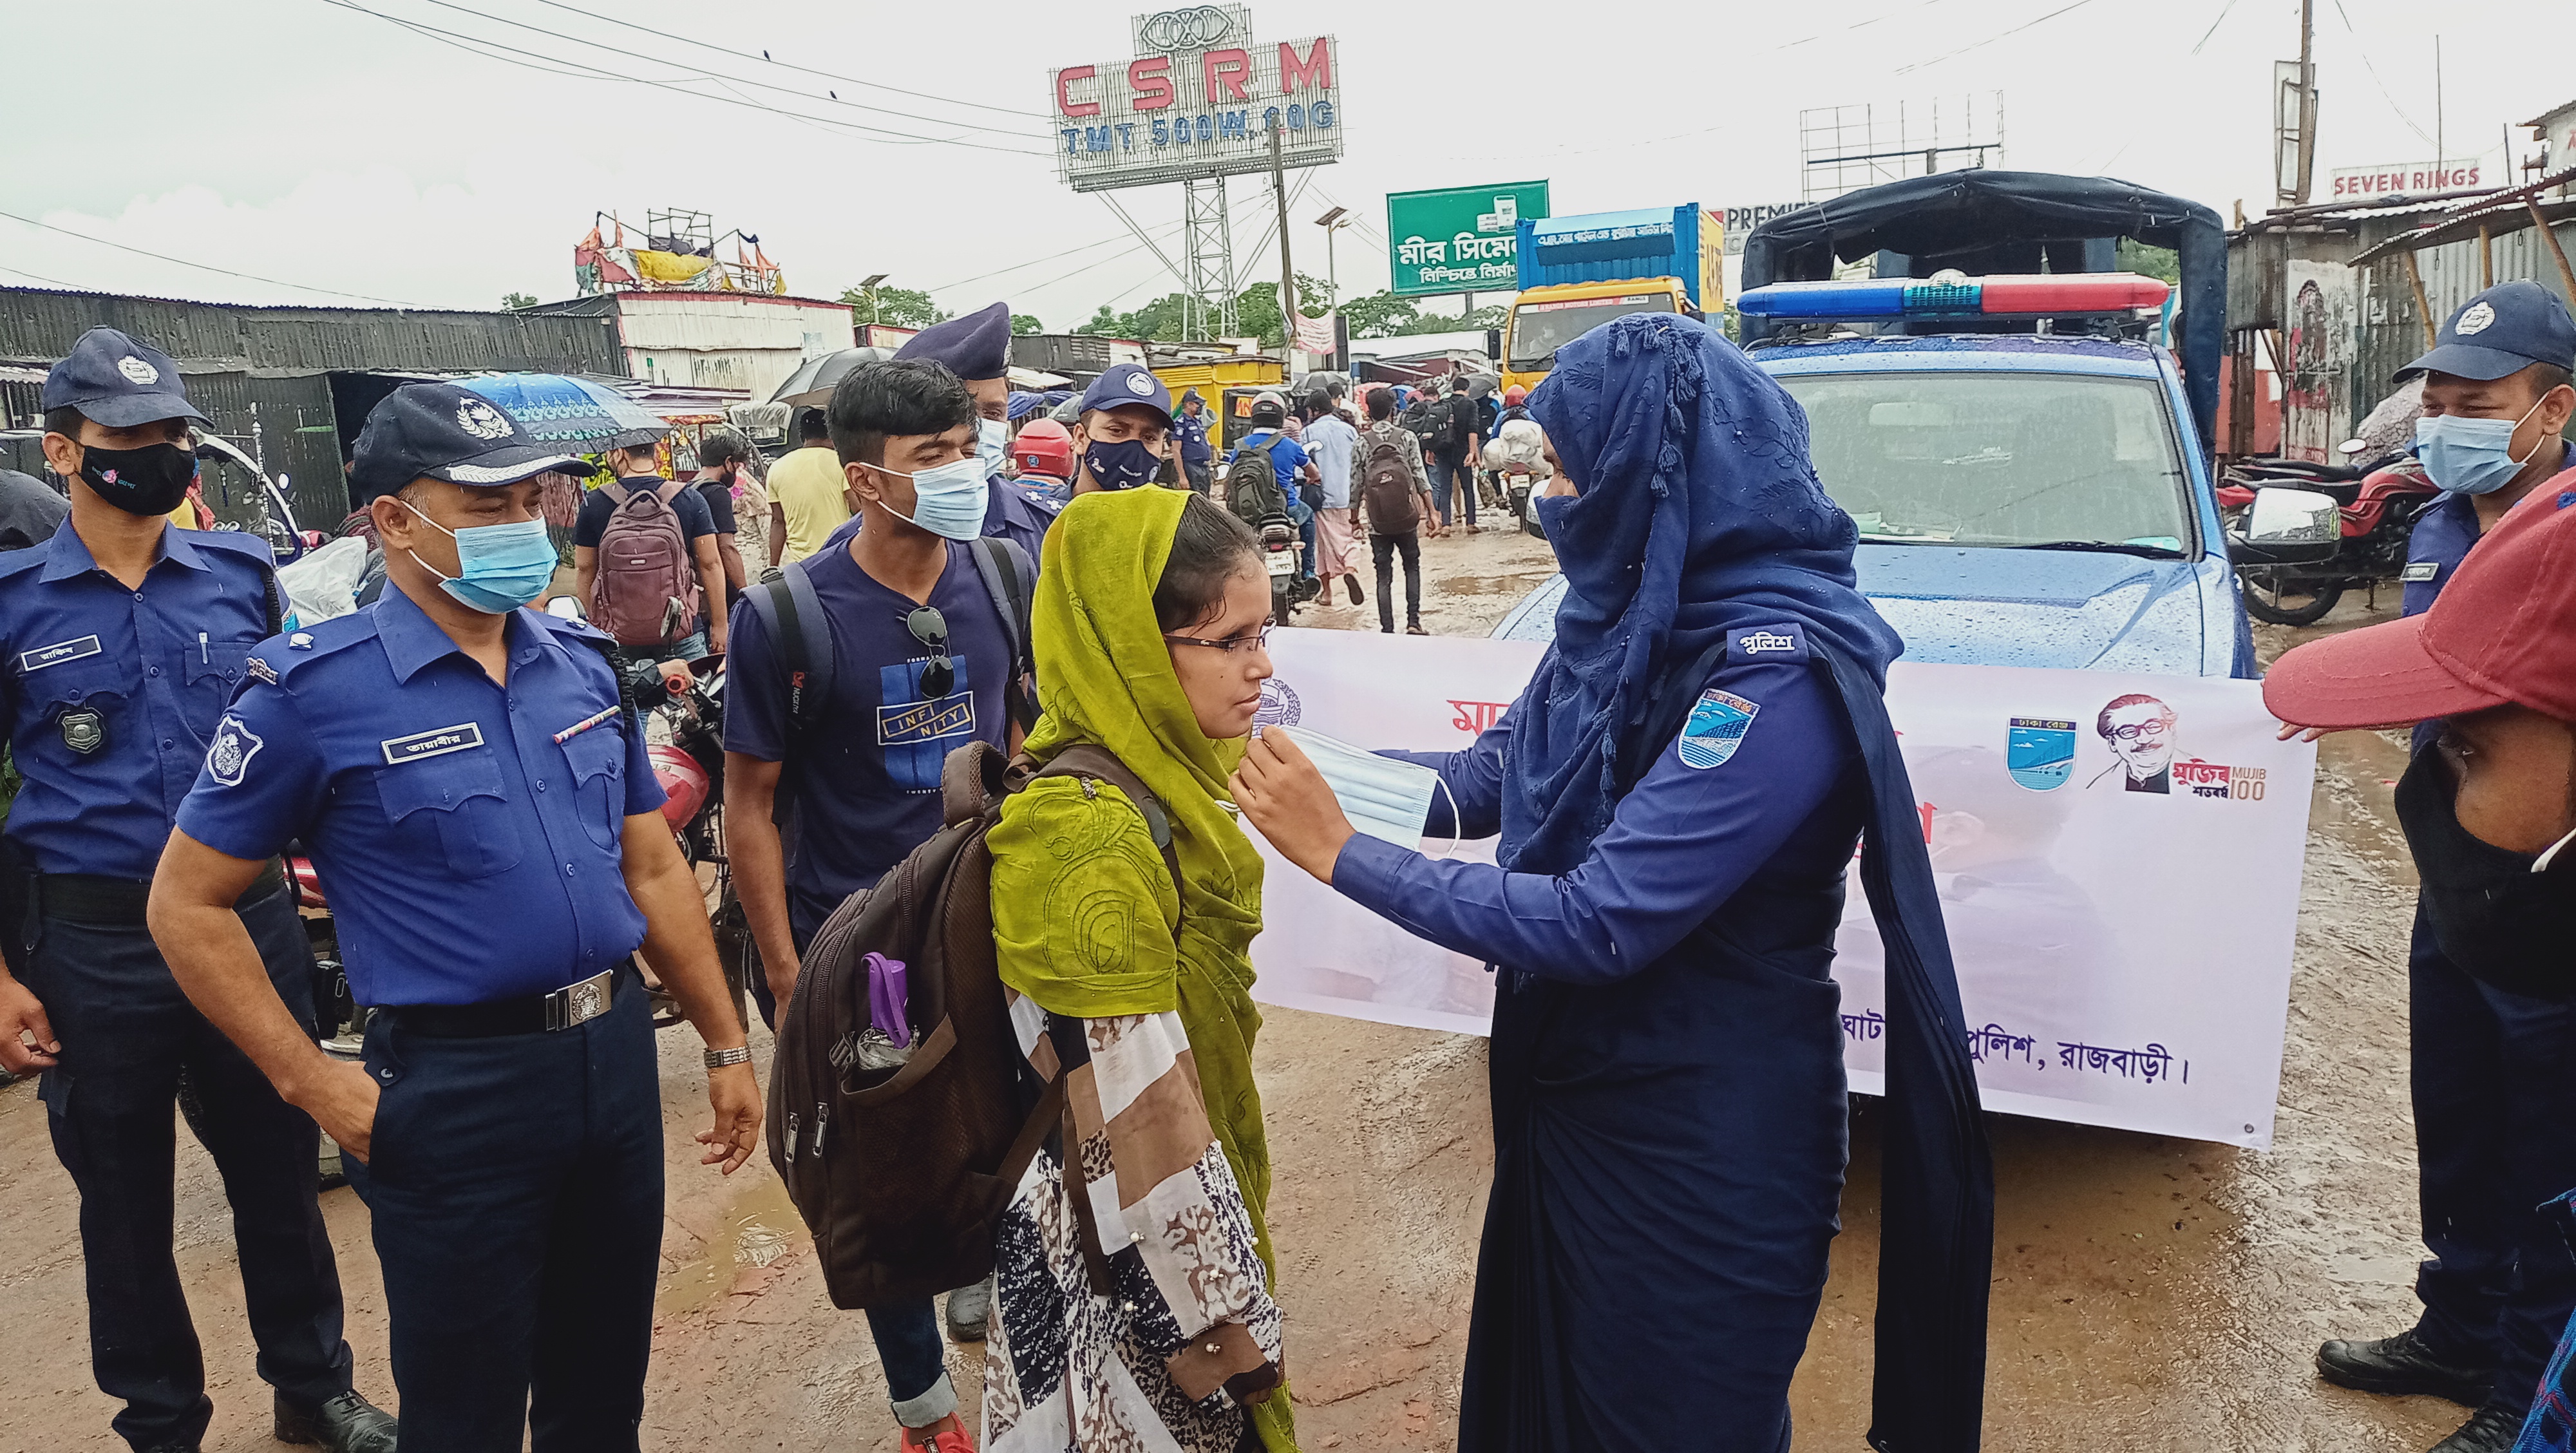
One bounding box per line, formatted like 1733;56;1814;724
77;442;196;517
2393;745;2576;998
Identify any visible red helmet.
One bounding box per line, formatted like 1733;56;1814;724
1502;385;1528;405
1014;418;1074;480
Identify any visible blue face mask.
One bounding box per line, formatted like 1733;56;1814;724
2416;397;2546;495
977;417;1009;479
873;457;990;541
404;504;559;614
1083;437;1161;491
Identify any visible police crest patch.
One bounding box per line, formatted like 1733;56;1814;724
1678;689;1759;769
207;715;262;786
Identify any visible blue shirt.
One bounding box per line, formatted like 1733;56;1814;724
174;587;665;1006
1236;430;1311;509
1173;408;1213;465
0;522;276;878
2406;441;2575;616
1334;643;1862;981
723;540;1013;922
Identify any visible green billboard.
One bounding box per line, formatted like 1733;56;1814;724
1386;180;1551;298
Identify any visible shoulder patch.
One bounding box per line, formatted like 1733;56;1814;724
206;714;263;787
1678;688;1760;770
1727;622;1808;665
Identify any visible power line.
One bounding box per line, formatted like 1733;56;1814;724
401;0;1039;142
923;220;1188;297
1893;0;2107;73
314;0;1048;157
0;208;427;307
2329;0;2438;149
523;0;1045;121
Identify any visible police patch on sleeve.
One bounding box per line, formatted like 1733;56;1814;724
1727;622;1808;665
207;715;262;787
1678;689;1760;769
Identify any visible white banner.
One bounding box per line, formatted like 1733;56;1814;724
1242;629;2317;1148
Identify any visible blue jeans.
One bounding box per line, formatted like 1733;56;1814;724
2410;898;2576;1414
1290;499;1319;584
1428;452;1477;528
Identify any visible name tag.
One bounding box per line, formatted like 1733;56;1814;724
380;722;486;764
18;635;102;674
2401;562;2439;582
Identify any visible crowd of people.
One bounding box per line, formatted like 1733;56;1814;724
0;273;2569;1453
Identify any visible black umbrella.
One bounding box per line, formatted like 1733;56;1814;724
768;347;896;408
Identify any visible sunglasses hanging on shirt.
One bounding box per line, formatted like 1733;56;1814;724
907;605;955;698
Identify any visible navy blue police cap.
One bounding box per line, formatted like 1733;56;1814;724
895;301;1013;382
1077;362;1172;426
2396;280;2576;383
41;327;209;429
351;383;587;500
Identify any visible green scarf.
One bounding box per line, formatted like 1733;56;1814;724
994;488;1297;1450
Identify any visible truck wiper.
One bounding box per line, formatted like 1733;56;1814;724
2006;539;2187;559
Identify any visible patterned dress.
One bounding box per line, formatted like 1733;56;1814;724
983;1000;1283;1452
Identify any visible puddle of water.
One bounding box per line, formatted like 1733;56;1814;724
1428;572;1555;600
656;1168;808;1318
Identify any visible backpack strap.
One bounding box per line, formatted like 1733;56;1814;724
743;559;835;827
969;536;1039;734
652;479;687;508
1032;745;1182;919
600;480;632;507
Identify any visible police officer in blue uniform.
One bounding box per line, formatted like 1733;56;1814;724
2313;282;2576;1453
146;383;762;1453
0;328;397;1453
1173;387;1215;493
1065;362;1177;496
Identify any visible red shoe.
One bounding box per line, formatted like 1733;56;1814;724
898;1421;974;1453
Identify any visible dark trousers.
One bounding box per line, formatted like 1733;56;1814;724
1184;460;1212;496
1290;499;1319;585
26;888;352;1451
771;897;956;1427
1429;452;1477;528
1372;532;1423;631
2409;898;2576;1413
348;969;663;1452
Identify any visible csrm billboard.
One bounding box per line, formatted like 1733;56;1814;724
1387;181;1551;298
1049;5;1344;194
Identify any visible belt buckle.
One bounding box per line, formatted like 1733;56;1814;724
544;969;616;1031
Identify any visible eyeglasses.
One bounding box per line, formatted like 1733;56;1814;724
1161;626;1272;656
906;606;954;698
2105;718;2172;742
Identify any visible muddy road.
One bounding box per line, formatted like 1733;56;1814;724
0;524;2457;1451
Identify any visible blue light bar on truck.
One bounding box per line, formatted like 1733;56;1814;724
1736;272;2171;321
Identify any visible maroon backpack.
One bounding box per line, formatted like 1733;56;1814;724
589;479;698;646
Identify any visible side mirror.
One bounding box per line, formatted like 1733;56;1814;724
1484;328;1502;361
2229;486;2340;564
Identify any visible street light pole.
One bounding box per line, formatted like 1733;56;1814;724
859;272;889;334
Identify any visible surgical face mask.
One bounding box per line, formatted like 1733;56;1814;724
977;416;1009;479
1083;437;1161;491
871;456;989;541
1271;724;1459;856
77;441;197;517
2416;396;2548;495
401;502;558;614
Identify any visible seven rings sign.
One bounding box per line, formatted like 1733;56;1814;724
1049;5;1345;194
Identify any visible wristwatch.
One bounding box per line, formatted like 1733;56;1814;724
703;1045;753;1070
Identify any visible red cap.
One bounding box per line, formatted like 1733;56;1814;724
1012;417;1072;480
2265;467;2576;728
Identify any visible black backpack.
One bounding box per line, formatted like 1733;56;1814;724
1225;433;1291;531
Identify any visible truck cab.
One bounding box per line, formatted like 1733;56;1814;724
1502;205;1722;395
1501;280;1691;396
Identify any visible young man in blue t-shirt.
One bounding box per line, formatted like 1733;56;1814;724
722;359;1016;1453
1235;391;1323;594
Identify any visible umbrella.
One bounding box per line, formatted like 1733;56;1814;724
454;373;669;446
768;347;896;408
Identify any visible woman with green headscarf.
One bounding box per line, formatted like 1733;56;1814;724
981;487;1299;1453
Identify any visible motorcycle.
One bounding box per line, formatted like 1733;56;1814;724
1260;520;1303;627
2217;446;2439;626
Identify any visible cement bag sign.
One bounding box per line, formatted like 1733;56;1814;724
1240;629;2316;1149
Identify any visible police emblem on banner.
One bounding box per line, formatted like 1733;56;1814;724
1255;678;1302;728
2007;716;2078;790
1677;689;1759;769
207;714;262;786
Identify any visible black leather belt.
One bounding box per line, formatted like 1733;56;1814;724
381;963;634;1038
32;858;287;924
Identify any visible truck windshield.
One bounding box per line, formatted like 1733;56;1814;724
1506;293;1676;371
1774;371;2195;553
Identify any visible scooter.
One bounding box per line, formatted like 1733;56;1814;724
2217;444;2439;625
1260;520;1302;627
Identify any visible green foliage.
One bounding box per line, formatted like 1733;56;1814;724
840;284;947;329
1010;313;1044;335
1070;272;1335;348
2116;240;2182;286
501;291;538;310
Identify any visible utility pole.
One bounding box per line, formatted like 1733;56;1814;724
2294;0;2318;204
2434;35;2444;166
1269;117;1296;363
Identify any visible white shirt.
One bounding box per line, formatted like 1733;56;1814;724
1305;414;1359;509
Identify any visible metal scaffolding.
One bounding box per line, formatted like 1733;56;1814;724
1182;175;1241;341
1798;94;2007;204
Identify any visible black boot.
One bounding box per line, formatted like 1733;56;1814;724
2429;1403;2526;1453
2316;1327;2496;1407
274;1391;399;1453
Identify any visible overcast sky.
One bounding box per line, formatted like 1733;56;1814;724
4;0;2565;335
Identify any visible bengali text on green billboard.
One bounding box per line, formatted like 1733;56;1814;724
1385;181;1551;297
